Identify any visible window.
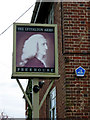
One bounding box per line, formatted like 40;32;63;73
50;87;56;119
48;5;54;24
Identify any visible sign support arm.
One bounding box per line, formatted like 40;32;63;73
16;79;32;110
39;80;54;110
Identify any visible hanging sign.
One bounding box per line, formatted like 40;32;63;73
12;23;59;78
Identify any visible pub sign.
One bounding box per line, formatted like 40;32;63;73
12;23;59;78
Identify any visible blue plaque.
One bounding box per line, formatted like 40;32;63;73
75;66;85;77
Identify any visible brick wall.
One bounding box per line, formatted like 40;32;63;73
54;2;66;118
63;2;90;119
63;2;89;54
